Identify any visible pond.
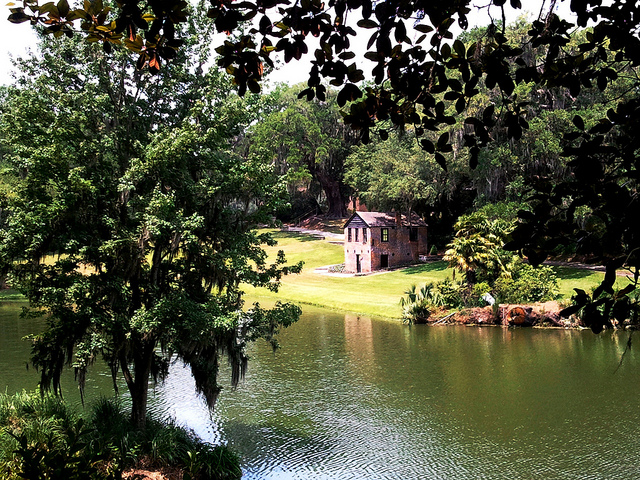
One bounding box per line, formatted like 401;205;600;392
2;301;640;479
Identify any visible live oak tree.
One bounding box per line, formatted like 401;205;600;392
344;129;437;214
0;30;301;428
247;85;358;218
344;19;638;253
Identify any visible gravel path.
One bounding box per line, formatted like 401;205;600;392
282;225;344;240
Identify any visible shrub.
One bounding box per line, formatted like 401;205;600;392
435;278;467;309
472;281;496;307
400;279;472;323
400;283;442;324
0;392;100;480
328;264;346;273
86;397;242;479
472;282;491;298
0;392;242;480
494;259;559;303
401;300;434;324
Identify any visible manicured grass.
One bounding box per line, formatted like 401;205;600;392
245;231;454;318
554;266;630;298
2;231;614;319
245;230;610;319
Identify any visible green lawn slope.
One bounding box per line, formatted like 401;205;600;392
244;230;612;319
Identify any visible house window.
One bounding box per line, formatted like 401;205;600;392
363;228;367;243
355;228;359;242
348;228;352;242
381;228;389;242
410;227;418;242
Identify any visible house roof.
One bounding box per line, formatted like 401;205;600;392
344;211;427;228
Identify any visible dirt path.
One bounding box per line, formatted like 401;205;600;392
282;225;344;241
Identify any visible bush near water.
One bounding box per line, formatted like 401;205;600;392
0;391;241;480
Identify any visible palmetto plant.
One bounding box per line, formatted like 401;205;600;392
444;234;497;282
400;283;444;324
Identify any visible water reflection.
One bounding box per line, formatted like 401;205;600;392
2;302;640;479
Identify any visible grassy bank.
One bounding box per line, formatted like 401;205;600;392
0;289;25;300
245;230;612;319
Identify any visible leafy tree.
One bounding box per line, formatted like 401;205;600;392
0;32;301;428
344;20;634;247
344;127;474;246
345;130;438;212
247;85;359;218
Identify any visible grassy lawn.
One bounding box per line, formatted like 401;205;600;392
245;230;611;319
0;230;615;319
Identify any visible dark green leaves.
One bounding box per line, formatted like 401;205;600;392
414;24;433;34
8;8;30;23
357;19;378;29
434;152;447;170
337;83;362;107
0;33;304;424
420;139;434;153
572;115;585;131
436;132;450;151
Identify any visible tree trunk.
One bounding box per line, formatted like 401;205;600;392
130;383;149;430
315;171;347;218
124;340;154;430
466;269;477;285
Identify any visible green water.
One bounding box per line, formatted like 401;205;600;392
2;301;640;479
0;301;115;402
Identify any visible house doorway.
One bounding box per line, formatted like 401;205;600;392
356;254;361;273
380;254;388;268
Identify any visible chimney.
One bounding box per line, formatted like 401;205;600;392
395;211;402;227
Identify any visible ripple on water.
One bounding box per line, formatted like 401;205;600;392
215;372;470;480
4;303;640;479
138;312;640;480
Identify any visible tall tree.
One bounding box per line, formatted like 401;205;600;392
0;30;301;428
345;130;437;214
248;86;359;218
343;128;476;246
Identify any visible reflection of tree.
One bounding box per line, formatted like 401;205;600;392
219;311;640;474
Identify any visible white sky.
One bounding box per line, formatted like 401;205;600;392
0;1;573;86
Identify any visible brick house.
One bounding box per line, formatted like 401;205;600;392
343;212;428;273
